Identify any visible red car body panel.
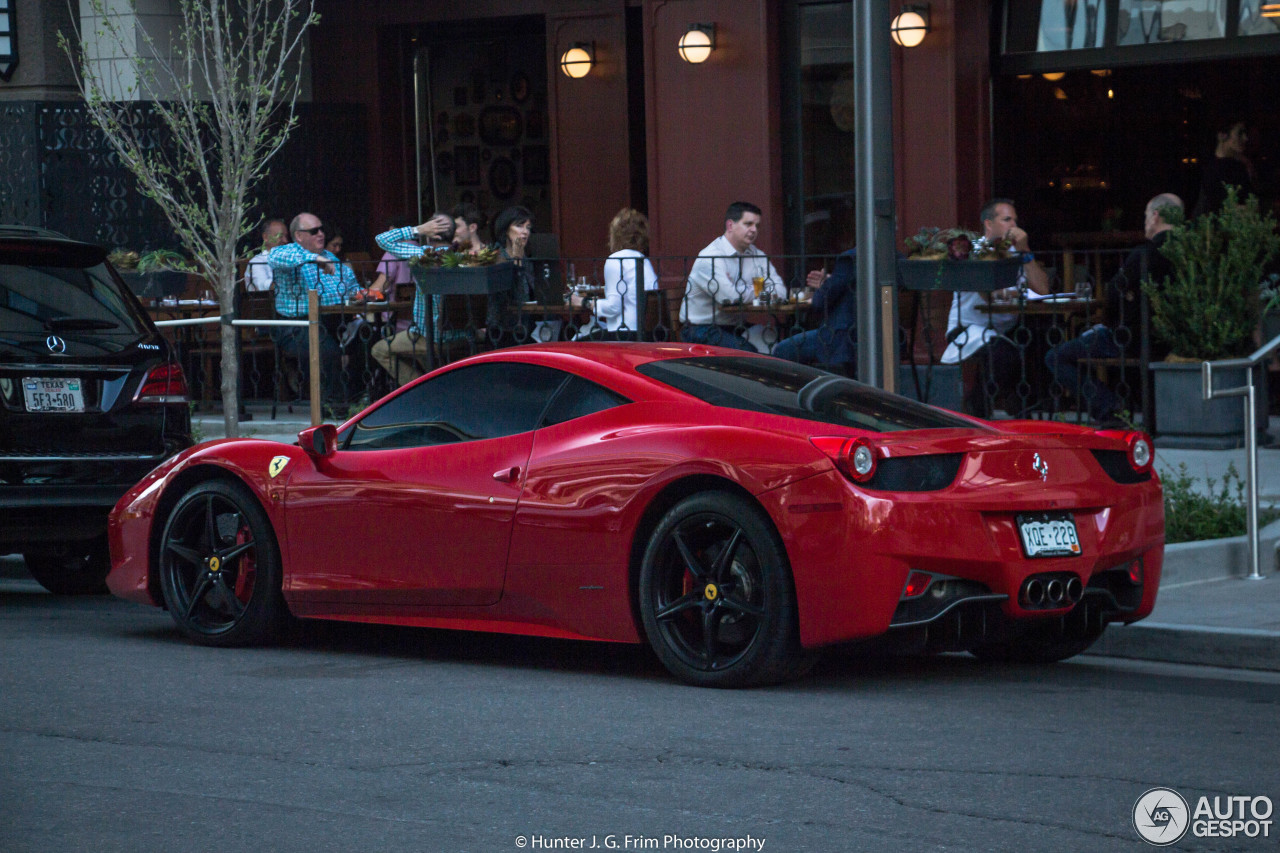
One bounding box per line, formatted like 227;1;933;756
107;343;1165;651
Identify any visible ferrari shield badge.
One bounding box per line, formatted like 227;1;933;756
269;456;290;478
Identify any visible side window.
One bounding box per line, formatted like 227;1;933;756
344;362;568;451
540;375;630;427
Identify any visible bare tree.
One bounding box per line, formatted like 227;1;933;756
61;0;318;436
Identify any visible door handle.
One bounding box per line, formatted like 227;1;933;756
492;466;520;483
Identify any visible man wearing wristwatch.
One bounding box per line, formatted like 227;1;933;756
941;198;1051;417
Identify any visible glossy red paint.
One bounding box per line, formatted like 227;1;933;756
107;343;1165;660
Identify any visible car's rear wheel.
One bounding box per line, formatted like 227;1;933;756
639;492;806;688
23;536;110;595
158;479;284;646
969;620;1107;664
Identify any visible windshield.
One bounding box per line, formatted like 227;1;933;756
0;242;148;353
636;356;985;433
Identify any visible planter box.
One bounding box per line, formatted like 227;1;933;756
897;257;1022;292
412;262;515;295
896;363;964;412
1151;361;1268;449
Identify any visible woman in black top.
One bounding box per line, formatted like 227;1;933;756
487;205;535;344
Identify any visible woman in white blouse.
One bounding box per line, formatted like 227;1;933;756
575;208;658;337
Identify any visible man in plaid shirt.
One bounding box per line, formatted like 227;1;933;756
371;213;455;385
269;211;359;414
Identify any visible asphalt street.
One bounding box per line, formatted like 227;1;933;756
3;566;1278;853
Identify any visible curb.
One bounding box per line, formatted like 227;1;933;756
1087;622;1280;672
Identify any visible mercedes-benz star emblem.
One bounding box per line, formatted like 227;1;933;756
1032;452;1048;481
46;335;67;354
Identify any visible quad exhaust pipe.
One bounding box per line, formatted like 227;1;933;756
1020;573;1084;610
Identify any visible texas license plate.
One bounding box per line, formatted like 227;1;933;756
23;377;85;413
1017;512;1081;558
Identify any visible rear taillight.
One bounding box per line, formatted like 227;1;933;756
134;362;190;403
1126;431;1153;474
902;570;933;598
811;435;878;483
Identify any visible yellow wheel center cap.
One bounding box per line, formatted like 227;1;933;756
704;583;718;601
208;556;221;573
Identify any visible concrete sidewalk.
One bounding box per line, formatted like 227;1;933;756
188;404;1280;672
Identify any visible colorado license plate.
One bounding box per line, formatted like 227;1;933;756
23;377;85;413
1017;512;1081;558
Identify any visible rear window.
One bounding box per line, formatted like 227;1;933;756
636;356;983;433
0;241;148;347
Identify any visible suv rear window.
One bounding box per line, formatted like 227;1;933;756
0;241;149;350
636;356;985;433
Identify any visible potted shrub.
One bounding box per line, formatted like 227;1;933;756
1143;187;1280;447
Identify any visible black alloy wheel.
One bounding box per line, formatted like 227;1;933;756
158;479;284;646
639;492;805;687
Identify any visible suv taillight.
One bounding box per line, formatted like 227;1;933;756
135;362;190;404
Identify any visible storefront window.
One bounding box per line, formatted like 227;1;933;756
793;2;856;258
1240;0;1280;36
412;19;550;234
1116;0;1225;45
1037;0;1108;51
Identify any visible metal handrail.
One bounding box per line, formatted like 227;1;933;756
1200;332;1280;581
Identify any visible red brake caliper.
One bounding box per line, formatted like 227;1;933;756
233;526;256;601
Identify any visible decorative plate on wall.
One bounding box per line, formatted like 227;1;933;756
511;71;530;104
479;106;523;146
488;157;517;199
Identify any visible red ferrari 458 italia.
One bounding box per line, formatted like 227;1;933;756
107;343;1164;686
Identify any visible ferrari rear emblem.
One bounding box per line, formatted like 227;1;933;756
704;583;718;601
1032;453;1048;481
269;456;289;478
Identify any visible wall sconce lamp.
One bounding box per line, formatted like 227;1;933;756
559;42;595;79
889;4;930;48
678;24;716;64
0;0;17;82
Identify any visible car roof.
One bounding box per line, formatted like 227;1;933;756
462;341;764;372
0;224;75;242
436;342;764;402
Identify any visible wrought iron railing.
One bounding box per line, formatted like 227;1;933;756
153;246;1156;429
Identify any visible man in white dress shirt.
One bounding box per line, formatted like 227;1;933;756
243;218;288;292
679;201;783;351
940;198;1050;416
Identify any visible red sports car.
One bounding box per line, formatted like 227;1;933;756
107;343;1164;687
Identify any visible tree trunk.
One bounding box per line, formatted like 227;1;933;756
218;269;240;438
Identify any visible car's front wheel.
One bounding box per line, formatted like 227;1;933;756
158;479;285;646
639;492;807;688
23;536;110;595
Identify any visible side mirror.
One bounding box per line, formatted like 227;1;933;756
298;423;337;459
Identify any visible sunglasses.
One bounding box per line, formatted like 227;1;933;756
297;225;325;235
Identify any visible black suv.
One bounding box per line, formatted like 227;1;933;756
0;226;193;593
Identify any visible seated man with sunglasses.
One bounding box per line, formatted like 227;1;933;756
269;211;360;417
